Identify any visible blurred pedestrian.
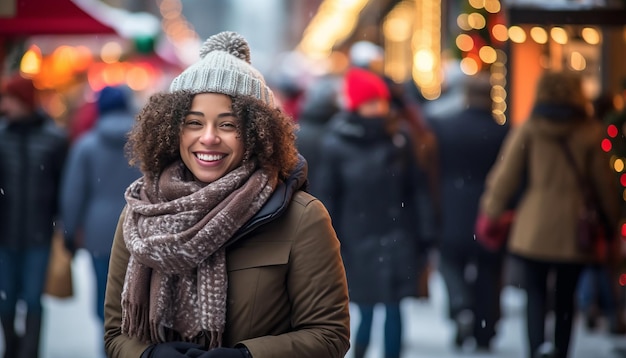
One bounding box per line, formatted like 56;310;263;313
103;31;350;358
429;71;509;352
315;66;432;358
266;51;309;121
295;74;341;196
579;88;626;334
478;70;620;358
60;85;141;327
68;99;98;144
349;40;441;297
349;41;440;195
270;75;304;121
0;73;68;358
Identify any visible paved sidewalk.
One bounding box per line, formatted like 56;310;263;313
349;271;626;358
2;250;625;357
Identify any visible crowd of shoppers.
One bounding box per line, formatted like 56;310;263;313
3;33;626;358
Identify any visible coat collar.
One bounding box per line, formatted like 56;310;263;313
227;154;308;246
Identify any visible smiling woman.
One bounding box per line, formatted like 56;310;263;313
179;93;244;184
104;31;351;358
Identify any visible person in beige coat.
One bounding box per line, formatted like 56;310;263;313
103;31;350;358
479;70;620;358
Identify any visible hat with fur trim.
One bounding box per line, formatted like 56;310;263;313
343;67;390;111
169;31;275;107
2;73;35;110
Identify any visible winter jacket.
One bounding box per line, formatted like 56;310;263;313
430;107;509;254
314;111;430;304
104;159;351;358
480;108;620;262
0;112;68;248
60;109;141;257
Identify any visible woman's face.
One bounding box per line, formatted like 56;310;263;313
179;93;244;184
357;98;390;118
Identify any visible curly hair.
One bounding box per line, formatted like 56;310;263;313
126;90;300;179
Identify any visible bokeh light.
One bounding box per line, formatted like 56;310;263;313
508;26;526;43
581;27;601;45
551;27;569;45
530;27;548;44
492;24;509;42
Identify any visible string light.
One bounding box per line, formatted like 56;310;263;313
454;0;506;123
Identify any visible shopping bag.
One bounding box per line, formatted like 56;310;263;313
44;233;74;298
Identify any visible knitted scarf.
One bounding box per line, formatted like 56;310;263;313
121;160;277;348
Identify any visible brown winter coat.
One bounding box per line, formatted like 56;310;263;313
480;116;620;262
104;191;351;358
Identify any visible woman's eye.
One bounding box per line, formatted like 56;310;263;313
184;119;202;126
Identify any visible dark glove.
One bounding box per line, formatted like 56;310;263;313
63;235;77;256
140;341;205;358
185;347;251;358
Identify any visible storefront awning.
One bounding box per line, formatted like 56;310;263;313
507;5;626;26
0;0;116;36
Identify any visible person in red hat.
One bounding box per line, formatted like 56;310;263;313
0;72;68;358
312;67;436;358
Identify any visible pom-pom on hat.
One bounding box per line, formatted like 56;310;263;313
2;73;36;110
343;67;390;111
169;31;275;107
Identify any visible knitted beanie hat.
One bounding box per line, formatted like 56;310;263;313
349;41;383;69
2;73;35;109
343;67;390;111
169;31;275;107
97;86;129;114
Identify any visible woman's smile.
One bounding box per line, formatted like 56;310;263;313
195;152;226;162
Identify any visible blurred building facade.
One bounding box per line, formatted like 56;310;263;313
2;0;626;156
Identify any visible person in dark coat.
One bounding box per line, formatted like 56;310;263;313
60;85;141;327
429;71;509;352
295;74;340;196
315;67;432;358
349;41;442;299
0;73;68;358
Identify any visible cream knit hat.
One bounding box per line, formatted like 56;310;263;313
169;31;275;107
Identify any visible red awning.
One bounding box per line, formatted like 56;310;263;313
0;0;116;36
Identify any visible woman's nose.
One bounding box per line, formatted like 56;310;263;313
199;127;221;145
